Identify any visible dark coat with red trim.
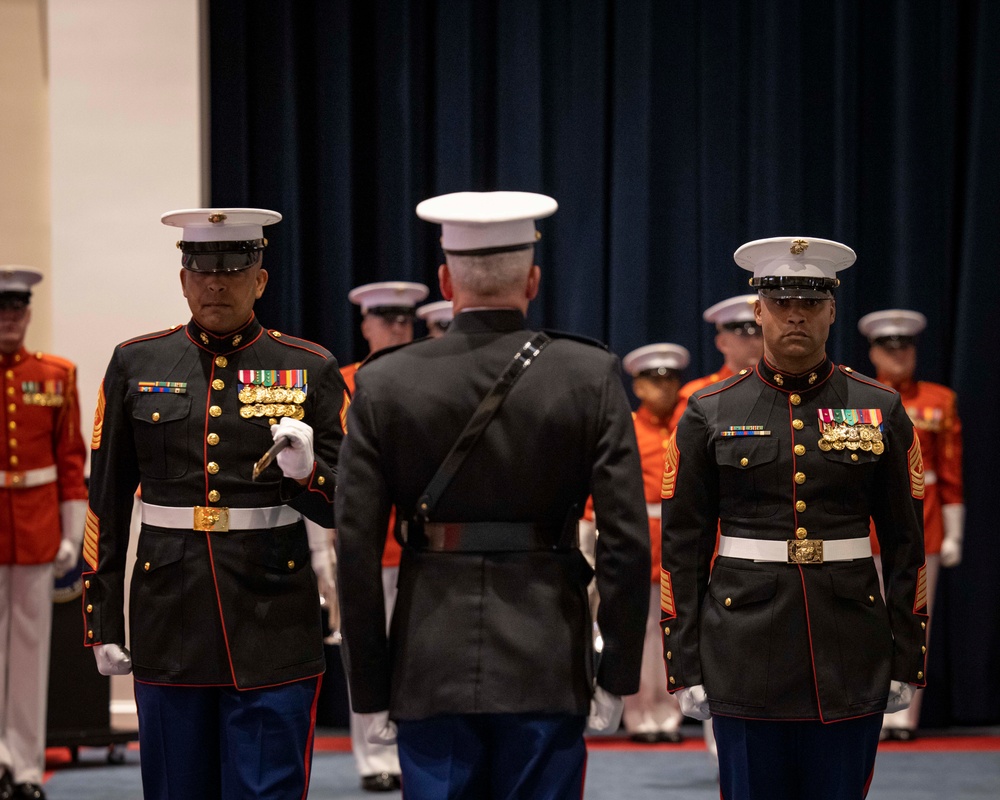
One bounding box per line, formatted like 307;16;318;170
335;309;649;719
82;315;347;688
661;357;926;722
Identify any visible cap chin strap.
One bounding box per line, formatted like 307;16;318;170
443;242;535;257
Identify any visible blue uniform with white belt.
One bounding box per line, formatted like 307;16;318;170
661;358;926;799
82;315;347;799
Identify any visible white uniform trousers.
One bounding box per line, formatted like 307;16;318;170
622;583;683;735
876;553;941;732
0;563;54;785
350;566;401;777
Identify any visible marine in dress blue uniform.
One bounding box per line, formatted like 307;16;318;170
335;192;650;800
662;237;927;800
82;209;348;800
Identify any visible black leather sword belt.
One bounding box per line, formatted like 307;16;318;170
399;520;566;553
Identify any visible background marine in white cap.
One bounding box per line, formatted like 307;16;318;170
0;267;87;800
335;190;649;798
415;299;454;339
663;236;927;800
860;308;964;741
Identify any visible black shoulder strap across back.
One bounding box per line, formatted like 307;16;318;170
413;332;552;523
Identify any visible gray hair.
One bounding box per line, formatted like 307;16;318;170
446;247;534;297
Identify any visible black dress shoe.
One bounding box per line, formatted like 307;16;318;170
628;732;661;744
15;784;45;800
657;730;684;744
360;773;401;792
0;770;14;800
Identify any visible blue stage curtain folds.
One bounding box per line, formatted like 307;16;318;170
209;0;1000;728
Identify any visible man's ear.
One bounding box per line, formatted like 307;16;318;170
439;263;453;300
179;268;189;297
526;264;541;300
255;267;269;299
829;297;837;324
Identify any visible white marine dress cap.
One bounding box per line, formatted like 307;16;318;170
416;191;558;255
161;208;282;272
623;343;691;377
734;236;856;299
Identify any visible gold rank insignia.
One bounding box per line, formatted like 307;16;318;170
817;408;884;454
238;369;307;420
661;431;680;499
908;433;925;499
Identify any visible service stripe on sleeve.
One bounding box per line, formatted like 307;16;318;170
661;431;680;499
914;563;928;612
908;432;925;499
83;507;100;570
90;381;106;450
339;392;351;434
660;568;676;618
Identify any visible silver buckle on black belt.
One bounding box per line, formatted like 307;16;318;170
399;521;562;553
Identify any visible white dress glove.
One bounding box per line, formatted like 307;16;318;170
270;417;315;480
677;684;711;720
886;680;915;713
94;643;133;676
304;519;336;601
940;503;965;567
360;710;398;745
585;685;624;734
55;500;88;578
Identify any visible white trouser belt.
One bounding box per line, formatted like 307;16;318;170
718;535;871;565
646;502;661;520
141;502;301;532
0;465;57;489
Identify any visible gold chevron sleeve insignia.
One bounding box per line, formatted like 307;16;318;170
339;392;351;434
908;431;925;499
90;381;106;450
83;507;100;570
660;568;676;618
914;563;928;612
661;431;680;499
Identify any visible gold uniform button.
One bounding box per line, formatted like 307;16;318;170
8;421;15;430
151;412;160;422
86;604;93;613
845;367;853;373
85;579;91;589
792;419;804;430
794;472;806;484
795;527;807;539
8;438;16;448
272;331;282;338
4;369;12;379
790;393;801;406
666;651;672;660
740;457;749;467
661;439;670;448
921;621;926;630
869;595;875;604
663;626;670;636
207;433;220;446
215;356;228;368
921;645;926;654
207;462;220;474
88;630;94;640
9;456;18;467
287;560;295;570
851;453;859;462
212;379;225;390
268;418;278;426
794;444;805;456
796;500;806;512
917;671;924;680
8;403;15;413
209;405;222;417
6;386;14;396
208;490;221;503
144;562;150;571
669;676;675;685
317;476;326;486
739;369;748;375
724;598;732;607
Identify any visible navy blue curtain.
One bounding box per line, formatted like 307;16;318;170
209;0;1000;727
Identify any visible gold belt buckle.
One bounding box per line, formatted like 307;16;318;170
787;539;824;564
194;506;229;532
3;471;24;488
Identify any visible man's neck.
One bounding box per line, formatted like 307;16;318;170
764;350;827;376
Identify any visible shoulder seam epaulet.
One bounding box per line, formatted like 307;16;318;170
542;329;608;350
840;365;896;393
360;338;423;368
119;325;184;348
33;352;76;372
266;330;332;358
697;368;754;399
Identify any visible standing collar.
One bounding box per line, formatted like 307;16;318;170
448;308;528;334
0;346;29;367
756;356;834;393
186;314;263;354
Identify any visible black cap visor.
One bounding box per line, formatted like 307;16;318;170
872;335;917;350
720;321;761;336
753;275;838;300
636;367;683;380
179;239;266;273
0;292;31;311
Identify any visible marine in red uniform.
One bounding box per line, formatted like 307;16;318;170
669;294;762;430
859;308;963;741
617;343;690;743
83;210;347;800
0;267;87;800
344;280;428;793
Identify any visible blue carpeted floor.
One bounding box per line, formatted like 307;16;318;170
41;740;1000;799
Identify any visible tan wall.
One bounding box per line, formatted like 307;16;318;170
0;0;52;348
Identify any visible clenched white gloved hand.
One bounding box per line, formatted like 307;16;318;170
940;503;965;568
270;418;315;480
55;500;88;578
361;711;398;745
94;643;133;676
677;684;711;720
586;685;624;734
886;680;915;713
304;519;335;601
